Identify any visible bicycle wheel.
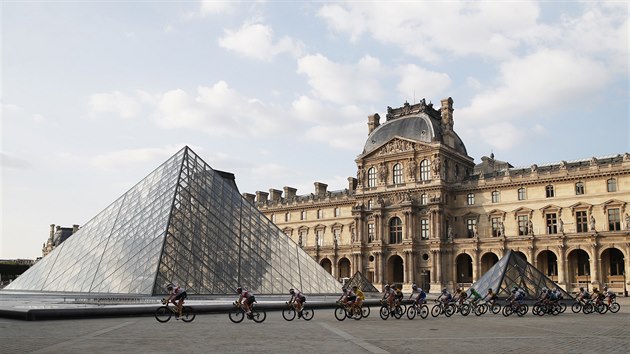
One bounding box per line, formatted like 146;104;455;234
352;309;363;320
379;306;390;320
583;303;593;314
302;307;314;321
361;306;370;318
419;305;429;319
596;303;608;314
517;304;528;317
474;305;483;316
406;306;417;320
502;305;512;317
154;306;172;323
559;302;567;313
460;303;471;316
334;306;347;321
393;305;404;319
571;302;582;313
491;303;501;314
532;304;542;316
282;307;296;321
444;304;455;317
251;309;266;323
180;306;196;322
229;308;245;323
431;304;442;317
609;302;620;313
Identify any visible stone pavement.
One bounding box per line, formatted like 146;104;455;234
1;297;629;354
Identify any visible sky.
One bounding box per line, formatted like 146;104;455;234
1;1;628;260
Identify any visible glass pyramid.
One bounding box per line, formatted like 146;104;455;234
468;250;573;299
6;146;342;295
345;271;379;293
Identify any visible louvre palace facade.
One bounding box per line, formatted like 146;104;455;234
244;98;630;294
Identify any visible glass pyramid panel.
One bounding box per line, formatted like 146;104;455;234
468;250;573;299
345;271;379;293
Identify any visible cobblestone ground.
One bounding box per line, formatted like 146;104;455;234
1;300;629;354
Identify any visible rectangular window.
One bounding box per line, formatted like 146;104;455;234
420;219;429;239
467;193;475;205
301;210;306;220
466;218;477;238
368;223;375;242
576;211;588;233
491;191;500;203
271;214;276;223
333;229;341;245
316;230;323;246
518;215;529;236
575;182;585;195
608;208;621;231
285;212;290;222
546;185;555;198
334;207;341;217
546;213;557;234
491;217;501;237
607;179;617;192
518;188;526;201
317;209;323;219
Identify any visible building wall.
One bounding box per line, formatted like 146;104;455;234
249;100;630;295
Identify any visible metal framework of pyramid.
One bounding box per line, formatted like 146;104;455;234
468;250;573;299
6;146;341;295
344;271;379;293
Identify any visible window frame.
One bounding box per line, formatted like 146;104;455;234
367;167;377;187
420;219;429;239
389;217;403;244
607;178;617;192
545;184;555;198
518;187;526;201
575;182;585;195
467;193;475;205
420;159;430;181
393;163;403;184
491;190;500;203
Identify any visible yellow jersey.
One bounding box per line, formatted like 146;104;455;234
355;289;365;301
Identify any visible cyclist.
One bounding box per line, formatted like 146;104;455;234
537;288;549;305
382;284;396;313
454;288;468;306
236;287;256;319
352;285;365;312
166;283;187;320
409;284;427;306
592;288;605;306
576;287;591;303
438;288;452;305
603;286;616;306
394;287;404;306
483;288;498;306
289;288;306;318
469;287;483;306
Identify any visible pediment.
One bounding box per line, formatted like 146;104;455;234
602;199;626;207
364;137;422;159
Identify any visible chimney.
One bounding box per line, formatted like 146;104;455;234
255;191;269;204
368;113;381;134
49;224;55;239
440;97;454;131
348;177;357;191
269;188;283;202
72;225;80;234
283;186;297;200
314;182;328;196
242;193;256;204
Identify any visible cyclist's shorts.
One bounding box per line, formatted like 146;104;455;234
298;295;306;303
245;295;256;305
347;295;357;302
174;291;187;301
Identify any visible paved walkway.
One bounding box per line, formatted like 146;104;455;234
1;297;629;353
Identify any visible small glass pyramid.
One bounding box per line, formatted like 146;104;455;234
468;249;573;299
344;271;379;293
7;146;341;295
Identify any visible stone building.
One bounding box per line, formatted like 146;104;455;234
42;224;79;257
246;98;630;294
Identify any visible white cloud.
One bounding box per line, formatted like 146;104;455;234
476;122;523;151
466;77;481;90
1;151;30;169
303;122;365;151
88;91;142;119
297;54;385;104
199;0;235;16
218;22;304;61
395;65;451;102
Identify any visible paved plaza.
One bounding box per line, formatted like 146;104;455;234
1;298;630;354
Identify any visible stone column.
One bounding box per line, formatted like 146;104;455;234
374;251;382;285
410;251;416;285
556;246;566;289
472;249;480;282
589;244;601;290
375;214;382;242
403;211;411;240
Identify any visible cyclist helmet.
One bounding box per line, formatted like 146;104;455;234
385;284;391;289
579;287;584;291
412;284;418;290
603;286;608;291
352;285;359;290
166;283;174;291
487;288;493;293
442;288;447;293
236;287;243;294
289;288;295;295
418;288;423;293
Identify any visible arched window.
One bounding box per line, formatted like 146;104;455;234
393;163;403;184
285;212;290;222
367;167;377;187
575;182;585;195
389;217;403;244
491;190;500;203
420;193;427;205
420;159;430;181
607;178;617;192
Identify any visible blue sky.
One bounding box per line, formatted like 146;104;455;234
1;1;628;259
